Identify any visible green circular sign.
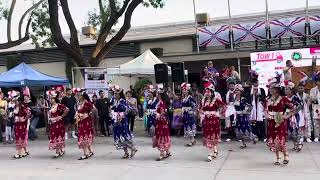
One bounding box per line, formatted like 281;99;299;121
292;52;302;61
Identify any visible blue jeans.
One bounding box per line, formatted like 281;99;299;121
29;117;39;140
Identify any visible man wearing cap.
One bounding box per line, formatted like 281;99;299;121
95;90;111;137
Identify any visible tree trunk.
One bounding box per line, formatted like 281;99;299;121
48;0;90;68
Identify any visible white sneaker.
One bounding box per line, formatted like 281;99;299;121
263;139;267;143
306;138;312;143
72;133;78;139
225;138;231;142
65;133;68;140
314;138;319;142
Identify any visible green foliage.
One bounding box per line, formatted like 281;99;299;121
134;78;152;95
143;0;165;8
30;1;54;48
86;0;116;32
6;55;19;70
86;0;165;32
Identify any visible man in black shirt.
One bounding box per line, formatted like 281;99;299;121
95;90;111;136
61;88;77;139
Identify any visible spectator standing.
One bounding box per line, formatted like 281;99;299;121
0;92;7;143
283;60;294;81
207;61;219;85
61;88;78;139
229;66;240;80
95;90;111;136
91;94;99;135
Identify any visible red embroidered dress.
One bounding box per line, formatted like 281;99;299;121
48;104;67;150
266;96;294;152
201;98;225;148
14;105;31;150
77;100;94;148
153;100;171;151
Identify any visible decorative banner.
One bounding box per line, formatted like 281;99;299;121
270;17;306;38
233;21;266;43
198;25;230;47
309;15;320;35
250;47;319;89
84;68;108;89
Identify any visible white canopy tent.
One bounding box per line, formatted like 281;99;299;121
108;49;170;76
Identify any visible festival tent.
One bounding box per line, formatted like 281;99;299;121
0;62;69;87
109;49;170;75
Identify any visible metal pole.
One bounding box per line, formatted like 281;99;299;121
228;0;234;51
265;0;269;22
237;50;241;80
306;0;309;17
71;67;75;88
192;0;200;53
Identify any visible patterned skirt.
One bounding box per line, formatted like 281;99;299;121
14;121;28;150
147;114;156;130
202;115;220;148
171;109;183;130
78;117;94;149
113;117;134;150
267;119;288;152
153;117;171;151
236;115;253;141
49;120;65;150
183;111;197;137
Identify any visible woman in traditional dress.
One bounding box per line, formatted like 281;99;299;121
200;82;226;162
146;85;159;136
153;89;171;161
47;90;69;158
181;82;197;147
234;84;257;148
265;75;295;165
13;91;32;159
75;89;95;160
112;85;138;159
283;80;304;152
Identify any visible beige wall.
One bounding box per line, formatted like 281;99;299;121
0;66;7;73
30;61;66;78
0;62;66;77
140;39;193;56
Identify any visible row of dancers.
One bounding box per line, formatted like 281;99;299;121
5;70;320;165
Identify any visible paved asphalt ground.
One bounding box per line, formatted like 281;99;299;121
0;122;320;180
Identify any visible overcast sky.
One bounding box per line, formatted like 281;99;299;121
0;0;320;43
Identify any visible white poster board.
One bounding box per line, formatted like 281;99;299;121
250;47;320;88
84;68;108;98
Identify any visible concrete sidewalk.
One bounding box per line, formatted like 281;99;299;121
0;136;319;180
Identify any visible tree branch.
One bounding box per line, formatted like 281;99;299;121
48;0;89;67
18;0;45;39
90;0;142;66
91;0;131;60
117;0;130;16
0;5;34;50
60;0;79;49
108;0;116;14
7;0;17;42
0;36;29;49
98;0;105;13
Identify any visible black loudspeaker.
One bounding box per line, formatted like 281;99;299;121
154;64;169;83
171;63;185;83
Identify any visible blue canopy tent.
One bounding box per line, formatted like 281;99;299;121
0;62;69;87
